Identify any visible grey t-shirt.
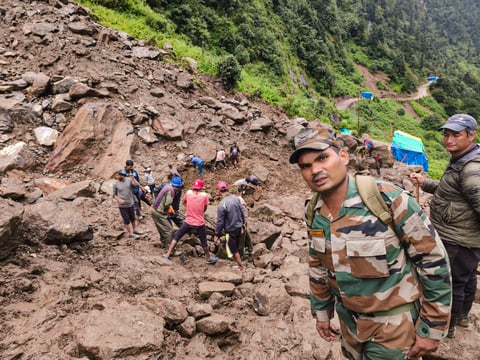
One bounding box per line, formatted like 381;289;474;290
112;177;135;208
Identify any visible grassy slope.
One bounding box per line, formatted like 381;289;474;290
76;0;449;178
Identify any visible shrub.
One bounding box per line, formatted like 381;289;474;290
217;55;242;90
421;114;443;131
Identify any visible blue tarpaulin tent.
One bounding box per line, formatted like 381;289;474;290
361;91;373;100
391;130;429;171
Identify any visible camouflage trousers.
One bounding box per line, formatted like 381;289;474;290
151;208;174;248
337;301;421;360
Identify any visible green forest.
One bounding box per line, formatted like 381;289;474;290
76;0;480;178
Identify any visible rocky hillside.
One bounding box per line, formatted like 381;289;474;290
0;1;478;359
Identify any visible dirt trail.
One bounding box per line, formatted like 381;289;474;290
335;64;430;114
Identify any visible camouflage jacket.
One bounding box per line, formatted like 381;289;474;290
306;176;451;340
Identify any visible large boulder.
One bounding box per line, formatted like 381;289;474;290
0;198;24;260
46;103;133;179
22;198;94;245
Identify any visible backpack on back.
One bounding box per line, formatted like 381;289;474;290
305;175;393;229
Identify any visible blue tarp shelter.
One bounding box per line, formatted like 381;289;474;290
391;130;429;171
361;91;373;100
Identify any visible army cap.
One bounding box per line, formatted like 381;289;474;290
438;114;477;132
289;125;339;164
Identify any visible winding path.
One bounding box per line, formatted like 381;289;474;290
334;64;432;111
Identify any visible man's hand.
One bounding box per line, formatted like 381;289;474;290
409;173;425;187
213;235;220;245
407;335;439;358
315;320;339;342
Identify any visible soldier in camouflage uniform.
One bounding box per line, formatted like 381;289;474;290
289;124;452;360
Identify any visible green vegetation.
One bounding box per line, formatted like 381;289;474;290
75;0;480;178
339;98;449;177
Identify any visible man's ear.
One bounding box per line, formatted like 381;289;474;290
339;148;350;165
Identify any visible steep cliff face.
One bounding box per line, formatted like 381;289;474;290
0;1;478;359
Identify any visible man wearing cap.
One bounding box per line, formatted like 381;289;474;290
290;122;451;359
410;113;480;338
112;169;143;239
151;176;183;249
163;179;218;264
125;159;150;219
143;167;156;195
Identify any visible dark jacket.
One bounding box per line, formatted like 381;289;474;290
423;144;480;248
215;194;244;235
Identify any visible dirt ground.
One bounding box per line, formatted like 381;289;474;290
0;1;478;359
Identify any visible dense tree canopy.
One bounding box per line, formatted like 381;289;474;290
94;0;480;118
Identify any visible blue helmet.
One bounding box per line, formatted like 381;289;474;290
171;176;183;188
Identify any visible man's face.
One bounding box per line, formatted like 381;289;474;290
125;164;133;171
297;147;349;193
116;174;125;181
443;129;476;157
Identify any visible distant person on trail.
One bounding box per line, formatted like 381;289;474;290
234;175;260;194
163;179;218;264
168;164;181;180
189;154;204;177
410;113;480;339
112;169;143;239
375;154;383;175
143;167;156;194
290;124;451;359
213;181;246;271
125;159;150;219
364;138;374;157
230;141;240;168
151;176;183;249
214;148;227;170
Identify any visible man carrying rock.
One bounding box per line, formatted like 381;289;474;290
410;113;480;338
290;123;451;359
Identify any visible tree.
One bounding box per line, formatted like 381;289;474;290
217;55;242;90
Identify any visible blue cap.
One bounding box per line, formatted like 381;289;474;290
439;114;477;132
171;176;183;188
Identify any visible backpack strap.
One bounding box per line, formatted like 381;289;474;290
355;174;393;228
305;192;320;228
305;175;393;229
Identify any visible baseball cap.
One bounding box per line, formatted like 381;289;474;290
289;125;339;164
117;169;128;176
216;181;228;191
192;179;204;190
146;167;152;172
438;114;477;132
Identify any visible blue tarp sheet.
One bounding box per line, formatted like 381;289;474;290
391;130;429;171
